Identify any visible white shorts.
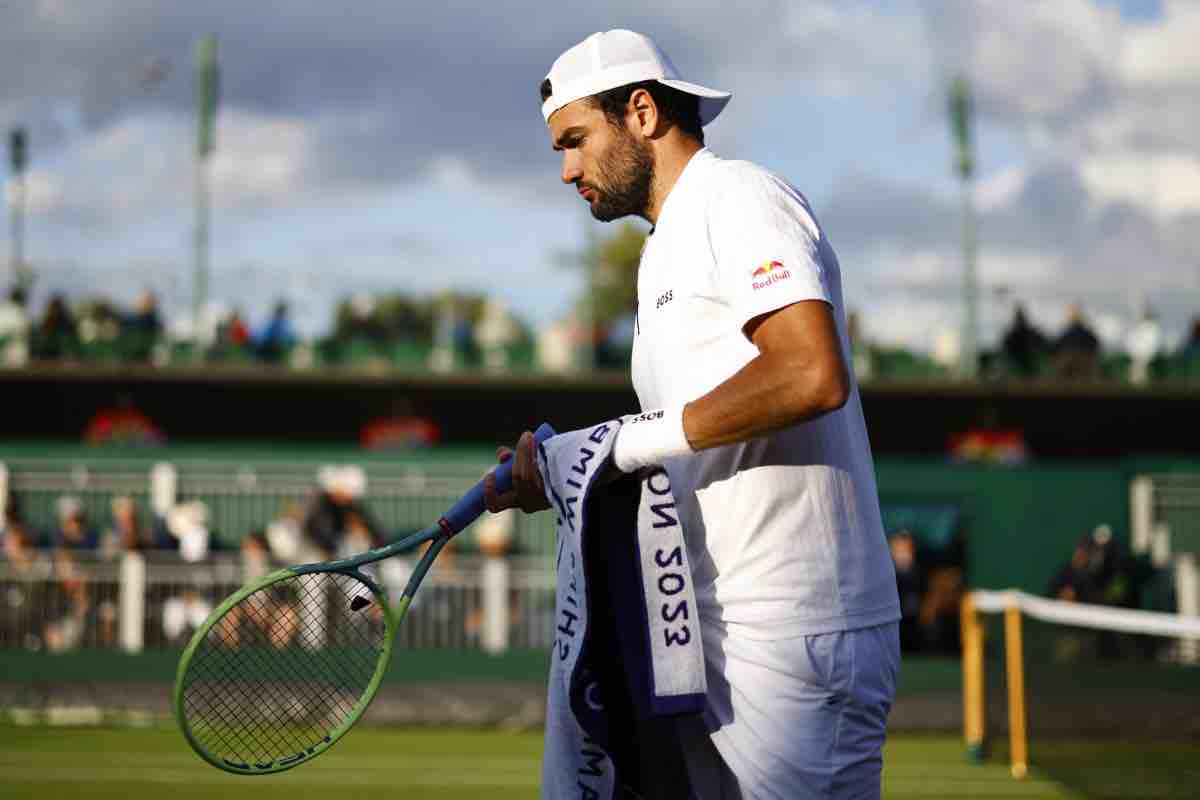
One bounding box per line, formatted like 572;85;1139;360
676;621;900;800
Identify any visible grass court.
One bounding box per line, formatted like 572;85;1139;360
2;724;1195;799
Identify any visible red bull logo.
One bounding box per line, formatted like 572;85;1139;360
751;260;790;290
751;260;784;277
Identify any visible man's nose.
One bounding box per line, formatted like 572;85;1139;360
561;152;582;185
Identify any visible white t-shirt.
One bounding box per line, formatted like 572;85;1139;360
630;148;899;638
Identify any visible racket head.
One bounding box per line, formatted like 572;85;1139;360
173;567;397;775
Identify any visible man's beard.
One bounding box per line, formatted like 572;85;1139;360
584;128;654;222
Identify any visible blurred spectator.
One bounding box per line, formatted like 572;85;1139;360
1000;305;1049;378
454;317;480;367
122;289;164;362
890;530;926;652
919;566;964;654
1045;525;1156;661
52;495;99;551
163;500;212;562
222;308;251;347
536;319;578;373
303;466;384;558
159;500;215;644
0;521;53;648
1052;303;1101;379
0;285;30;365
240;529;274;583
99;495;146;560
299;469;386;653
1125;306;1163;385
340;510;377;558
266;501;307;562
31;292;80;361
467;509;521;651
45;497;96;652
95;495;147;646
162;589;213;644
211;571;299;649
475;299;521;370
0;494;25;549
1046;535;1097;663
1048;536;1096;605
254;300;296;363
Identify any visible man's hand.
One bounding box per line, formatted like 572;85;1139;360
483;430;551;514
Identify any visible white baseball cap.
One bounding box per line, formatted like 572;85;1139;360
541;29;731;126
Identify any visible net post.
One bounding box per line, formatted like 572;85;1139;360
1003;603;1028;779
961;592;986;762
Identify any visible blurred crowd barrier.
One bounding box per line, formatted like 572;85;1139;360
0;455;559;655
0;550;556;655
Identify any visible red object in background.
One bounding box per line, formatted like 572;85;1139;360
83;406;166;446
947;428;1028;464
229;316;250;346
360;416;441;449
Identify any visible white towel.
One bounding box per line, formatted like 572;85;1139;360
538;419;706;799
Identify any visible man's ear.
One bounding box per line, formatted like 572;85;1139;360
628;88;659;137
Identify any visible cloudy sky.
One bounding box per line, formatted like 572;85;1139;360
2;0;1197;351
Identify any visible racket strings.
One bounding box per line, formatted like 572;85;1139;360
181;572;386;767
184;575;379;764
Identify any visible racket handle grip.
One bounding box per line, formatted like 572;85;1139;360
441;422;557;534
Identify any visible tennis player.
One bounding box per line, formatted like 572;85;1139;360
486;29;901;799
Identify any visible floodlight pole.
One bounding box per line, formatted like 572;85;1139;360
8;171;23;290
8;127;28;292
960;175;979;379
193;34;219;342
949;76;979;379
194;155;210;339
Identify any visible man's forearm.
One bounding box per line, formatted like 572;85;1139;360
683;348;848;451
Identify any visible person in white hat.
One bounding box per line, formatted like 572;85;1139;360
488;29;900;799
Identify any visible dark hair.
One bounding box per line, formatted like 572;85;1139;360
539;78;704;144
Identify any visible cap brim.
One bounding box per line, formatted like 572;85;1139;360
657;79;731;125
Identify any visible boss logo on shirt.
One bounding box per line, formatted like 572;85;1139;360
656;289;673;309
751;259;791;290
629;410;665;424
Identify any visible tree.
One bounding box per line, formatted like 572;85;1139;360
563;222;647;329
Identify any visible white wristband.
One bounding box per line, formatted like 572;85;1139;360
612;406;693;473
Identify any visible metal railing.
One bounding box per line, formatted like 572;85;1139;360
0;457;558;555
0;551;555;654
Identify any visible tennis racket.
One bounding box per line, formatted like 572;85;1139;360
173;423;555;775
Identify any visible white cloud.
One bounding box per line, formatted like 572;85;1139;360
4;170;64;215
1120;0;1200;87
210;112;312;206
1079;150;1200;218
4;108;317;228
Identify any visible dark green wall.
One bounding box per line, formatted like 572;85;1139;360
877;461;1131;593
